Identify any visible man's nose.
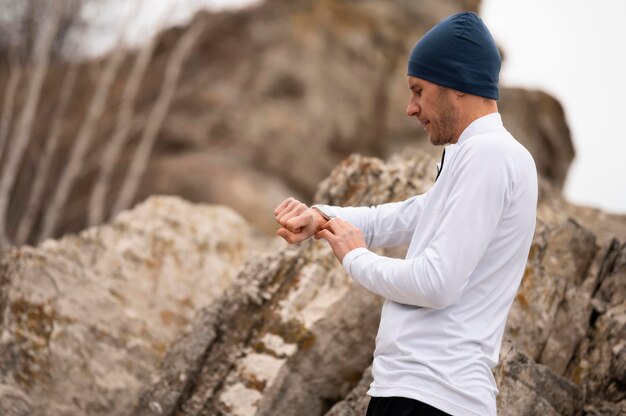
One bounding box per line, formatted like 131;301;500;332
406;99;420;117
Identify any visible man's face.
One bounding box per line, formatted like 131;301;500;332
406;76;460;146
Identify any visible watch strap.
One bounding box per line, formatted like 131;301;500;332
311;204;335;221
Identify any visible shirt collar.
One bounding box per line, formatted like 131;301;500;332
451;112;504;148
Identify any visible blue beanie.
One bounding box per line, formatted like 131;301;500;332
408;12;501;99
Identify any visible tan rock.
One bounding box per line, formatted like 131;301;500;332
0;196;268;415
324;366;372;416
133;240;382;416
504;219;597;367
3;143;624;415
494;341;583;416
306;151;625;414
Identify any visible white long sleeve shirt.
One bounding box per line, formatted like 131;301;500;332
323;113;537;416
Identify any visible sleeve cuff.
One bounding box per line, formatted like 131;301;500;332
321;204;340;218
341;247;374;276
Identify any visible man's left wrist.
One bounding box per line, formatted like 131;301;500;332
311;204;335;230
310;208;327;230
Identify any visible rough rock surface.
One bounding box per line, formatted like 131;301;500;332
312;152;625;415
1;148;625;415
324;366;372;416
133;242;381;416
0;196;270;415
505;219;598;371
569;239;626;415
494;341;583;416
131;153;437;416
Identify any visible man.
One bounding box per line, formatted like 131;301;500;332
274;11;537;416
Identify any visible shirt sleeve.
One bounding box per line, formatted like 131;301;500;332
341;143;509;309
320;194;428;249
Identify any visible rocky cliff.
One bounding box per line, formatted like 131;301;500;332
128;0;575;233
2;0;574;243
315;153;626;416
0;196;276;414
1;150;625;415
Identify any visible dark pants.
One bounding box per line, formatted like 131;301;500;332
365;396;451;416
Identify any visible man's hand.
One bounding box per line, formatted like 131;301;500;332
315;218;366;263
274;197;326;244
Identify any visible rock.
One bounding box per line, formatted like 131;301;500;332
314;149;435;207
568;240;626;411
133;242;382;416
504;219;597;369
2;143;625;414
139;0;482;234
536;178;626;245
305;151;625;414
0;196;269;415
324;366;372;416
583;401;626;416
132;151;439;416
0;384;31;416
494;341;583;416
143;150;306;235
2;0;578;242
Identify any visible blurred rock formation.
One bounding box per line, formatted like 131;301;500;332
142;0;574;232
2;0;575;242
0;196;275;415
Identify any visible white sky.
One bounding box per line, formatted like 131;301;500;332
83;0;626;214
81;0;260;56
480;0;626;213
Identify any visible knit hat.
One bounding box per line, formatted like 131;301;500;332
408;12;501;99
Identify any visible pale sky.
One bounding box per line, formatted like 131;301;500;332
480;0;626;213
83;0;626;214
81;0;260;56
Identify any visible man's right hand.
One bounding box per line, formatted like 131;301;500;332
274;197;327;244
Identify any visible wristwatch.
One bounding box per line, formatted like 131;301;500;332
311;204;336;221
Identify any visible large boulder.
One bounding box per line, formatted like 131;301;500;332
494;341;583;416
132;151;437;416
504;219;598;371
0;196;269;415
1;148;624;415
569;239;626;415
324;366;372;416
312;151;624;415
133;242;382;416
